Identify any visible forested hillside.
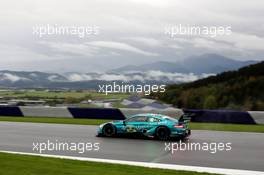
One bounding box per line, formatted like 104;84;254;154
154;61;264;111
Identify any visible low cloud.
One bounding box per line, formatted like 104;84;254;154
124;37;162;47
38;41;98;57
87;41;159;56
66;71;214;83
67;73;93;81
0;70;214;84
0;73;30;82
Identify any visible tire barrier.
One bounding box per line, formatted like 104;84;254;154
183;109;262;124
0;106;23;116
0;106;125;120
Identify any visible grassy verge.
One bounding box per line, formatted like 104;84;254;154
0;152;217;175
0;116;110;125
190;122;264;133
0;116;264;133
0;90;130;99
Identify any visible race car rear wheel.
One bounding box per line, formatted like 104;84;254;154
103;124;116;137
155;126;170;140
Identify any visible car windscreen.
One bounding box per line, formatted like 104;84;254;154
125;116;148;122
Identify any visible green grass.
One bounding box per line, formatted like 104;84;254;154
0;116;264;133
79;103;103;108
0;152;217;175
0;116;110;125
190;122;264;133
0;90;130;100
111;101;127;108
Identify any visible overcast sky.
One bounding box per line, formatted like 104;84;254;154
0;0;264;73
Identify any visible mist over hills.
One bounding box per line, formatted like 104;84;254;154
0;54;257;89
0;70;210;89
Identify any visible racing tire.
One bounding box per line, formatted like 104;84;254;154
102;124;116;137
155;126;170;141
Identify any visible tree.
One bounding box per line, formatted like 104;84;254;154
203;95;217;109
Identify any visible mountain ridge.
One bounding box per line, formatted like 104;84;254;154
110;54;258;74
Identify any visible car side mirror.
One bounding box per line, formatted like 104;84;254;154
123;121;126;126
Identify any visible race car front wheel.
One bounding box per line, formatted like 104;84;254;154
103;124;116;137
155;126;170;140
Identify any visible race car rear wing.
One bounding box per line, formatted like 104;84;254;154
179;113;193;123
178;113;193;129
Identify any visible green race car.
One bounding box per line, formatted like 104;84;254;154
97;113;191;140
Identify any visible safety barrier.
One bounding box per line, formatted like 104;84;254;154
183;109;264;124
0;106;125;120
0;106;263;124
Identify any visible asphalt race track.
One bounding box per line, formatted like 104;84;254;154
0;122;264;172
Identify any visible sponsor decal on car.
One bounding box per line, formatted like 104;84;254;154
125;125;137;133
